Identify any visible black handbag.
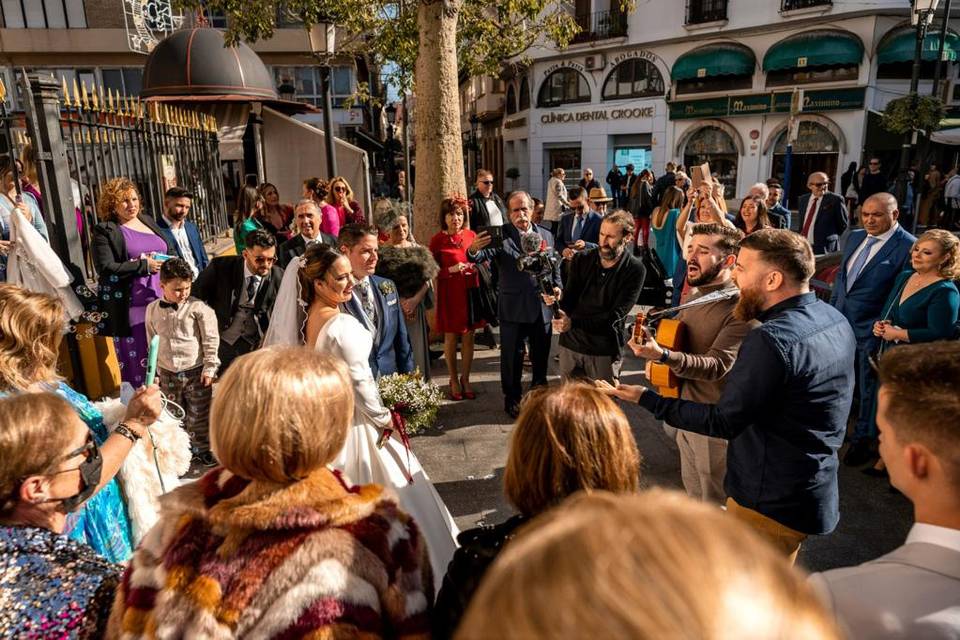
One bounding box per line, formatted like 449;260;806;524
636;244;669;307
468;262;499;327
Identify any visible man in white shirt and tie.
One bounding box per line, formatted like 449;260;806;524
278;199;337;268
157;187;209;279
830;193;915;467
810;341;960;640
798;172;848;254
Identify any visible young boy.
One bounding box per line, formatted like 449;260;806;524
145;258;220;467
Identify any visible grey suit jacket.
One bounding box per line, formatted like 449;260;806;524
810;542;960;639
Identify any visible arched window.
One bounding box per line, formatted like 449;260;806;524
506;84;517;115
602;59;664;100
519;77;530;110
683;126;738;197
537;68;591;108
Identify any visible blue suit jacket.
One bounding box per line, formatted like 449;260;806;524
473;224;561;325
555;210;601;249
830;226;915;340
798;192;848;254
156;217;210;272
343;274;415;378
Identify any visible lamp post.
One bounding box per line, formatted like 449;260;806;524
384;102;398;190
932;0;953;98
897;0;940;226
469;113;480;176
307;22;338;178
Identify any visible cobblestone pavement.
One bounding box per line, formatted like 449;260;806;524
411;331;913;574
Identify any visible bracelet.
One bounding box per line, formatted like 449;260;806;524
114;422;143;444
658;348;671;364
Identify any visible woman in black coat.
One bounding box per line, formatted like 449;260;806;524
92;178;174;387
432;383;641;638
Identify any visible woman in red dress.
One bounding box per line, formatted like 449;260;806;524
430;196;485;400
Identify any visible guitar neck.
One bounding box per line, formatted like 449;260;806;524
647;288;738;320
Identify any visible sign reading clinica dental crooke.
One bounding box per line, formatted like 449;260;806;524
540;106;655;124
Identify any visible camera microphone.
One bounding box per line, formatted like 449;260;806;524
520;231;542;255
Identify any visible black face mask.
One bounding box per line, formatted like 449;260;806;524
49;439;104;513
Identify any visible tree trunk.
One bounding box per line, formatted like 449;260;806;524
413;0;466;237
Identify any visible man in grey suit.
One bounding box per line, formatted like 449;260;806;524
810;341;960;639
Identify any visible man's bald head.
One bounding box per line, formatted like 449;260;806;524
806;172;830;197
860;192;899;236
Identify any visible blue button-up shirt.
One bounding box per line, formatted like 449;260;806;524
639;292;855;535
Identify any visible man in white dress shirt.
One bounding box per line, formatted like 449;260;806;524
810;341;960;639
797;172;848;254
157;187;209;279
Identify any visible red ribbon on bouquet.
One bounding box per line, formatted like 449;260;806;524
376;406;415;485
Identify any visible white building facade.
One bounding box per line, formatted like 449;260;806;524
479;0;959;207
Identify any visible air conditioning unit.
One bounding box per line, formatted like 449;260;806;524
584;54;606;70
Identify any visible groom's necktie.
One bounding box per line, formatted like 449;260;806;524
357;279;376;326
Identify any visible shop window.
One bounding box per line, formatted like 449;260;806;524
877;60;940;80
773;121;837;154
683;126;738;197
537;69;591;108
602;59;665;100
767;64;858;87
519;78;530;110
676;74;752;95
506;84;517;115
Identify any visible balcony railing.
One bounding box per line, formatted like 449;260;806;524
685;0;728;24
571;10;628;43
781;0;831;10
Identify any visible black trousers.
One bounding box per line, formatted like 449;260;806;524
500;319;551;405
218;339;255;375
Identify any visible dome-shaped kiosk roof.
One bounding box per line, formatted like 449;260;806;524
141;28;277;100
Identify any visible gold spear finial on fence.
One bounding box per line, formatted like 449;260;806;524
90;85;99;111
80;82;89;111
97;87;106;113
106;88;115;114
61;77;71;108
73;79;82;111
0;77;7;104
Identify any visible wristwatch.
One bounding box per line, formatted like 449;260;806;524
658;348;671;364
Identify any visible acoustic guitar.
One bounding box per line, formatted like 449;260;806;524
632;288;739;398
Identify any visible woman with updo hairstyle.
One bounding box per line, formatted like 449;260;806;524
433;382;641;638
108;346;433;638
734;195;772;235
263;242;460;591
0;393;122;637
0;284;161;563
303;176;342;237
456;490;841;640
92;177;175;386
429;195;484;400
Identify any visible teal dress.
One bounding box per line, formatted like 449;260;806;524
650;207;681;276
234;217;264;253
49;383;134;563
882;270;960;343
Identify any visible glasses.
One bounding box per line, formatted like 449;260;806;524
809;182;828;187
333;186;347;193
480;180;494;185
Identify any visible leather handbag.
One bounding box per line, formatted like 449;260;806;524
468;261;499;327
636;244;669;307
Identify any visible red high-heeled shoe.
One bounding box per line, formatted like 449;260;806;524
460;376;476;400
448;378;463;401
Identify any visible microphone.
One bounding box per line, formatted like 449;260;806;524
520;230;542;255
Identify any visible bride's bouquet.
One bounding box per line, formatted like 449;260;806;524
377;370;443;445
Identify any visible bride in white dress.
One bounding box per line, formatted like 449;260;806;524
264;243;458;591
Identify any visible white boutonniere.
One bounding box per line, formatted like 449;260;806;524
379;281;396;296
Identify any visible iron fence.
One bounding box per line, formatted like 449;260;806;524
571;10;628;43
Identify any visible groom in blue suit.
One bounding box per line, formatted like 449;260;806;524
830;193;915;466
339;224;415;378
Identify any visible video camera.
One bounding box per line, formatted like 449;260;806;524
516;231;561;312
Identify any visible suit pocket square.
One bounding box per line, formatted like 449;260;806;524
387;299;398;306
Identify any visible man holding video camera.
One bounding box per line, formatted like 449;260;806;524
554;210;645;383
468;191;561;418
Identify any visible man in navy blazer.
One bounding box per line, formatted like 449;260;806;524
339;224;414;378
830;193;915;466
157;187;209;279
469;191;562;418
798;172;848;254
555;187;602;253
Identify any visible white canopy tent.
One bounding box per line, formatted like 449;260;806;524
261;106;372;215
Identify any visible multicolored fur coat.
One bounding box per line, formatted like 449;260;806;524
107;467;432;639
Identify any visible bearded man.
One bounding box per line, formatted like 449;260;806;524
157;186;208;279
627;223;755;504
601;229;855;564
554;210;645;384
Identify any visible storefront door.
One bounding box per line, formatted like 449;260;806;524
682;126;739;200
547;147;583;189
771;121;841;209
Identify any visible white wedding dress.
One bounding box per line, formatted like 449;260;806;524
264;260;459;593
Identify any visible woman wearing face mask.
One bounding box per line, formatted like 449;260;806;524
0;393;123;637
0;284;161;563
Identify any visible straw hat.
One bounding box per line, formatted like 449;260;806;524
588;186;613;203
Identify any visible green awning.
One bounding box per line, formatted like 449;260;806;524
762;31;864;71
672;44;756;82
877;28;960;65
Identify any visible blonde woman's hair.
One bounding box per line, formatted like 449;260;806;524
0;393;82;518
329;176;354;204
916;229;960;279
457;490;842;640
503;383;641;516
550;167;564;178
19;141;38;184
97;177;140;222
0;284;63;391
210;346;354;483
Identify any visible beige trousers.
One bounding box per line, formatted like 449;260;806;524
676;430;728;505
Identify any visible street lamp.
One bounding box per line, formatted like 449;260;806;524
896;0;941;230
384;102;398;189
307;22;338;178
